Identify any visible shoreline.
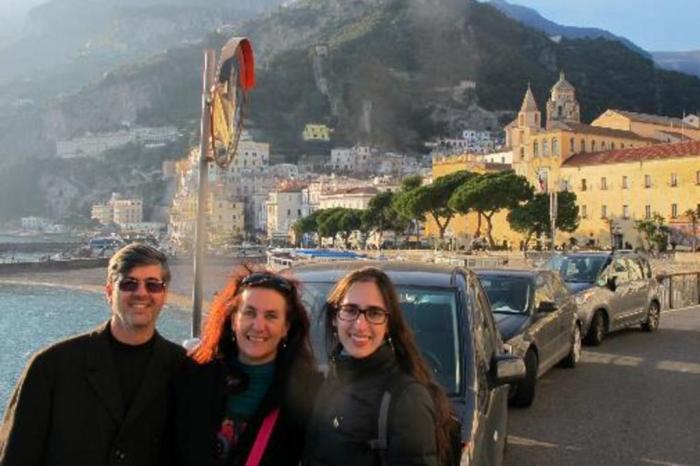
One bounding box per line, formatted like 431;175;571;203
0;261;240;313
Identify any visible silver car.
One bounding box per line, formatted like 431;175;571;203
544;252;661;345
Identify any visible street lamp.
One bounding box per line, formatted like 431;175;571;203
191;38;255;338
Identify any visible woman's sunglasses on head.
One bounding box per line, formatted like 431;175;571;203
240;272;293;294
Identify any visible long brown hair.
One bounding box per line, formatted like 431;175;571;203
190;264;315;378
324;267;455;464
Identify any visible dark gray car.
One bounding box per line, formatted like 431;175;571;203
476;269;581;408
544;252;661;345
291;260;525;466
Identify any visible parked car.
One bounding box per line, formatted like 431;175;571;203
292;261;525;466
476;269;581;407
544;251;661;345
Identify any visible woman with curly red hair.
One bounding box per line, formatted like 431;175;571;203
174;265;318;466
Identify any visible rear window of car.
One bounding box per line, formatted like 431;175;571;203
299;281;461;395
478;275;532;314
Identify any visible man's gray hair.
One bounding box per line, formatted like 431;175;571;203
107;243;170;284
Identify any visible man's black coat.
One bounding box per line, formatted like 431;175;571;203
0;322;185;466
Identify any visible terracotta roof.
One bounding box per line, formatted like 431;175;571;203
551;121;654;141
657;129;693;141
608;109;692;129
562;140;700;167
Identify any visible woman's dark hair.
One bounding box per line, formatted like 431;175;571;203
190;264;315;379
324;266;455;464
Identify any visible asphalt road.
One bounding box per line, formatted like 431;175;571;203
504;306;700;466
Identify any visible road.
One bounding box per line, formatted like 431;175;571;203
505;306;700;466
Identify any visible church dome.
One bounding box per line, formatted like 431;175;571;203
552;71;575;93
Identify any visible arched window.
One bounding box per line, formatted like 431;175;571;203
533;141;539;156
552;138;559;156
591;140;596;152
581;139;586;152
570;138;575;153
542;140;549;156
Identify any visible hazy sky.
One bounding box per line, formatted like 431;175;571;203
509;0;699;52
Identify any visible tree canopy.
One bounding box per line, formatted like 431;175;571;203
507;191;579;250
449;171;533;246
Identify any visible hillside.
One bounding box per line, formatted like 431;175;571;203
487;0;648;57
3;0;700;220
652;50;700;81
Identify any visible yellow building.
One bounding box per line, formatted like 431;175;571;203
427;154;518;247
302;124;332;141
592;109;700;143
508;73;655;192
561;140;700;248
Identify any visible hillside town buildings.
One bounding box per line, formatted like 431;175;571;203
56;126;181;158
91;193;143;227
427;72;700;249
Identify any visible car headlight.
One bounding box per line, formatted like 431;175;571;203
575;290;594;306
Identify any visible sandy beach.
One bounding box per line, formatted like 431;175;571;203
0;258;253;312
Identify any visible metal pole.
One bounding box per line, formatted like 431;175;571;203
192;48;216;338
550;191;557;251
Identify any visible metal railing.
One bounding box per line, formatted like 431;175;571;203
656;271;700;310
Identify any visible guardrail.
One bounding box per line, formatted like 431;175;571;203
656;271;700;310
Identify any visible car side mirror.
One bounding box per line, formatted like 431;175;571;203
606;276;617;291
494;354;526;386
537;301;557;313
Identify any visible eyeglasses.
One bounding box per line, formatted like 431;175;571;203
240;272;293;294
118;278;167;294
336;304;389;325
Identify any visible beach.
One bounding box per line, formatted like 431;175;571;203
0;258;250;312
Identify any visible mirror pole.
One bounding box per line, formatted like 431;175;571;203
192;48;216;338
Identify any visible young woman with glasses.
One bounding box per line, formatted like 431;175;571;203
302;267;455;466
174;266;318;466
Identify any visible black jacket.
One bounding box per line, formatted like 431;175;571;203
174;356;319;466
303;344;439;466
0;323;186;466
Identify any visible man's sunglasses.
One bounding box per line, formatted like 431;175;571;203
240;272;293;294
118;278;167;294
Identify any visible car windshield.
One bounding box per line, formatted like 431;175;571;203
300;281;461;395
545;255;609;283
479;275;531;314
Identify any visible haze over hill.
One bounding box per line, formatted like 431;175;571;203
2;0;700;221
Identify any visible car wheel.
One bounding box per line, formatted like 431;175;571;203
641;301;660;332
561;323;582;368
510;350;537;408
584;311;605;346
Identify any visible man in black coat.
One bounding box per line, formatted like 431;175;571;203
0;243;186;466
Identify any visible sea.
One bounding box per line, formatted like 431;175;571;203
0;283;191;416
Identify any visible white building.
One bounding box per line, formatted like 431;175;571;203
56;126;181;158
319;186;379;210
330;147;356;171
92;193;143;226
21;216;51;231
266;188;304;243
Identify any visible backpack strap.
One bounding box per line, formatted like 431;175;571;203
368;372;418;466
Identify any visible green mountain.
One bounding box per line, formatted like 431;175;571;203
3;0;700;220
50;0;698;154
